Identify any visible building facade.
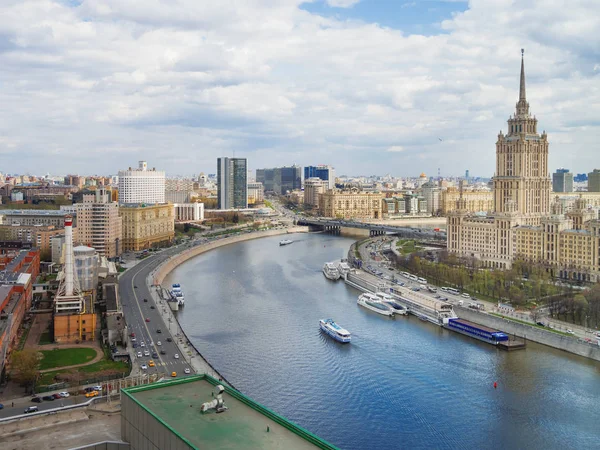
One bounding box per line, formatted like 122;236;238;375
304;165;336;190
120;204;175;251
173;203;204;222
247;182;264;205
165;179;194;203
217;157;248;210
304;177;328;207
552;168;573;193
75;188;122;258
588;169;600;192
256;166;302;195
118;161;165;204
447;52;600;281
440;187;494;215
421;182;441;215
318;189;383;219
0;224;68;257
0;210;75;227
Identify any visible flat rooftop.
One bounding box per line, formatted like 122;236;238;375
124;375;336;450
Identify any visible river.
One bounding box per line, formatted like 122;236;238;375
164;233;600;450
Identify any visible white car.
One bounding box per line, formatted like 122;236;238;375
144;350;150;357
184;368;191;374
141;364;148;370
567;329;575;335
157;341;162;346
140;342;145;347
137;351;142;358
59;392;70;398
174;354;179;359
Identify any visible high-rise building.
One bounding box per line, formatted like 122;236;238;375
588;169;600;192
552;168;573;193
304;178;328;207
465;170;470;180
256;166;302;195
118;161;165;204
217;157;248;209
421;182;441;215
304;165;335;190
447;51;600;282
75;188;122;258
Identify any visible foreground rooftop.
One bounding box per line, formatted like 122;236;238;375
122;374;336;450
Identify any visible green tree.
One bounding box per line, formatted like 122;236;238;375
11;349;40;392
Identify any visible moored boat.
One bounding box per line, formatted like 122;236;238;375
319;319;351;343
279;239;293;246
357;293;395;316
337;260;352;277
323;262;340;280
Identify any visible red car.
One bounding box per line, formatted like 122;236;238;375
145;318;150;322
130;332;135;337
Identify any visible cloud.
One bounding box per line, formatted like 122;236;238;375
0;0;598;177
324;0;361;8
387;146;405;153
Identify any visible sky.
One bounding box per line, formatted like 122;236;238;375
0;0;598;178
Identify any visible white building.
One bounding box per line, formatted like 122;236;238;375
173;203;204;222
304;177;328;207
165;179;195;203
74;246;99;292
118;161;165;204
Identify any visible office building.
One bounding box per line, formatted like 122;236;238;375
165;179;194;203
421;182;441;215
256;166;302;195
304;178;328;207
304;165;335;190
447;51;600;282
588;169;600;192
552;168;573;193
247;182;264;205
120;203;175;251
217;157;248;209
118;161;165;204
75;188;122;258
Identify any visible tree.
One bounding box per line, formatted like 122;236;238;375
530;307;543;323
232;213;239;224
11;349;40;392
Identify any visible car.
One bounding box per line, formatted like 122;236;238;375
24;406;39;413
166;337;172;342
31;396;42;403
174;353;179;359
42;395;55;401
92;385;102;391
85;391;99;398
567;329;575;335
144;350;150;357
0;403;3;410
141;364;148;370
156;329;162;334
171;372;177;377
140;342;145;347
160;350;166;355
137;351;142;357
130;332;135;337
184;368;191;374
133;342;138;348
59;392;70;398
84;387;95;393
157;341;162;346
145;318;150;322
131;337;136;342
52;393;62;399
148;360;155;367
536;322;545;327
150;305;155;309
152;352;158;358
134;285;138;288
143;298;148;302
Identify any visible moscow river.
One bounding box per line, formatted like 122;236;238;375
164;233;600;450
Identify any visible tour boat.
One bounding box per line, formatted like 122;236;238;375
337;260;352;277
319;319;351;343
171;284;184;306
322;262;340;281
279;239;293;246
375;292;407;315
357;293;395;316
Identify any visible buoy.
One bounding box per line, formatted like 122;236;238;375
493;381;498;389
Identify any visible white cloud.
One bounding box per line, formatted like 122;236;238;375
325;0;361;7
0;0;598;177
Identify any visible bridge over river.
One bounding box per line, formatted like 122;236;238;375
295;218;447;240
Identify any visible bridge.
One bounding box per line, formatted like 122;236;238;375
295;218;447;240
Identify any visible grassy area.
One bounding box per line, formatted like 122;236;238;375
489;313;572;337
264;200;274;209
39;348;97;370
38;359;130;387
205;228;245;238
38;331;53;345
396;239;422;255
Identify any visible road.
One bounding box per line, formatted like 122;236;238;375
0;395;86;418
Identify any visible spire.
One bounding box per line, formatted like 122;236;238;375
519;48;526;101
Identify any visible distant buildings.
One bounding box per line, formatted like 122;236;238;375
247;182;264;205
318;189;383;219
552;168;573;193
118;161;165;204
217;158;248;209
304;165;335;190
421;182;441;215
440;187;494;215
75;188;122;258
165;179;194;203
173;203;204;222
588;169;600;192
256;166;301;195
304;178;328;207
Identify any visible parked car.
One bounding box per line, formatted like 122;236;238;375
567;329;575;335
42;395;55;401
59;392;70;398
24;406;39;414
0;403;3;410
152;352;159;358
85;391;99;398
137;351;142;357
52;393;62;399
31;397;42;403
166;337;172;342
536;322;545;327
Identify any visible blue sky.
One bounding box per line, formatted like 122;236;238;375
0;0;598;178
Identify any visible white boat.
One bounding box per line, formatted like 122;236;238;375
375;293;407;315
323;262;340;281
171;284;184;306
279;239;293;246
319;319;351;343
357;293;395;316
337;260;352;277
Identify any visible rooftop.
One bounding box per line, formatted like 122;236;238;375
123;375;336;450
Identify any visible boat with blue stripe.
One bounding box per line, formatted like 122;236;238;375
319;319;351;343
443;318;508;345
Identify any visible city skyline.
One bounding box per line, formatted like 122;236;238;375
0;1;598;176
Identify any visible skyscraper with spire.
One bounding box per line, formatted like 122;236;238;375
447;51;600;281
